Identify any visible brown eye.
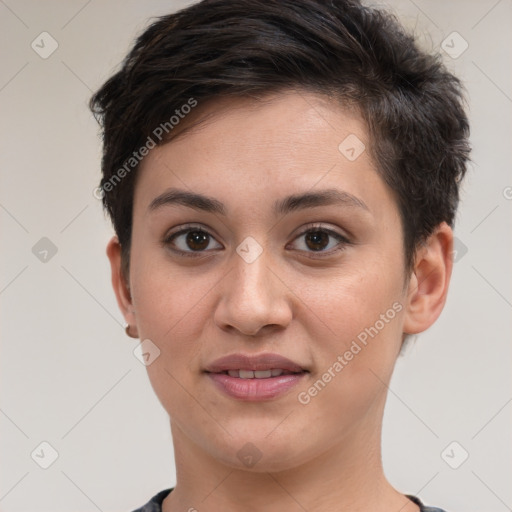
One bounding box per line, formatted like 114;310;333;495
304;230;330;251
185;230;210;251
164;226;222;256
289;226;349;256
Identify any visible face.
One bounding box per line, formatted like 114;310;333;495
111;90;441;472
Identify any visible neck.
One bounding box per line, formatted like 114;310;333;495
162;410;419;512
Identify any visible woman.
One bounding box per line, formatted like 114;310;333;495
89;0;470;510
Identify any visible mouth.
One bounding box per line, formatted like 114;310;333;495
204;353;309;401
211;368;303;379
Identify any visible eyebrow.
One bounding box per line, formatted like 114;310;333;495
148;187;369;216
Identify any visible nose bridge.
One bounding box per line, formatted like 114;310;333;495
235;248;270;300
232;241;274;308
214;238;291;335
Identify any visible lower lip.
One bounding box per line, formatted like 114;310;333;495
206;372;306;401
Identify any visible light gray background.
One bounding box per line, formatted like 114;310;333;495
0;1;510;511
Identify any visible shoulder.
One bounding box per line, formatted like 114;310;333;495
130;488;173;512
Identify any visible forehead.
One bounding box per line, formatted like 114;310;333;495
134;90;398;222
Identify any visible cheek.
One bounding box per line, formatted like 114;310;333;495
297;261;404;349
130;241;216;338
128;249;214;392
294;263;405;411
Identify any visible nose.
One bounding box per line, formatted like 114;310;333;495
213;247;293;337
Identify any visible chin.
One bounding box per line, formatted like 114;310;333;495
210;429;316;473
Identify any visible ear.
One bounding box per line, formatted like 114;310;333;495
402;222;454;335
106;236;138;337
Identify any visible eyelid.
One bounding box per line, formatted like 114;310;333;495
292;222;350;240
164;223;217;240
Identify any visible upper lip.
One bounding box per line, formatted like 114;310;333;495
204;353;307;373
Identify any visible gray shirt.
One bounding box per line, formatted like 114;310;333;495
130;488;449;511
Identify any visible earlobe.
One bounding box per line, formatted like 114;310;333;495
402;222;454;335
106;236;138;336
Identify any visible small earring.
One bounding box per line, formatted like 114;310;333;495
124;323;138;339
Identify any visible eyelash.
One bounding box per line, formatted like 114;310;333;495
163;223;351;259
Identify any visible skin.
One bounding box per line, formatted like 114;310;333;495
107;90;453;512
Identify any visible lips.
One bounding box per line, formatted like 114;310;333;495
204;353;306;374
204;353;308;401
